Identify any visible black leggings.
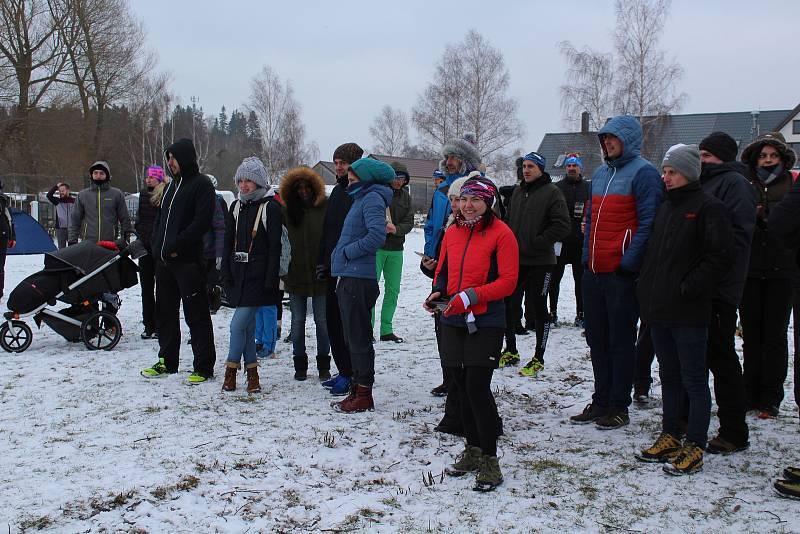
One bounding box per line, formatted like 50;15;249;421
549;260;584;318
449;365;498;456
505;265;552;360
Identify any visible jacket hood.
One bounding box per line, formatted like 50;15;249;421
88;160;111;181
359;183;393;206
164;138;200;178
280;166;327;209
598;115;643;166
700;160;747;181
741;134;797;171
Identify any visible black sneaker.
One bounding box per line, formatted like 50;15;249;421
141;331;156;340
595;410;630;430
514;324;529;335
379;333;404;343
430;383;448;397
570;403;607;425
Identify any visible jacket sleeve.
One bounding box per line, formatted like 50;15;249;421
432;230;450;294
620;166;664;272
317;195;334;269
46;185;60;205
116;190;133;235
681;202;734;299
769;175;800;249
264;201;282;290
69;193;84;242
212;197;226;258
394;190;415;237
172;181;215;256
532;189;571;249
472;225;520;304
221;202;234;283
423;204;436;257
581;189;593;267
342;192;388;261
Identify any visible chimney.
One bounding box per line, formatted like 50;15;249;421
750;110;760;141
581;111;590;133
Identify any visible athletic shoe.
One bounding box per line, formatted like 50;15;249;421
473;455;503;492
140;331;157;340
498;350;520;368
430;383;448;397
514;324;528;336
636;432;682;463
774;479;800;500
187;372;211;384
379;333;404;343
549;314;559;327
595;410;630;430
446;445;482;476
663;442;703;476
574;315;584;328
329;375;352;396
784;466;800;483
758;405;779;419
321;374;339;389
706;435;749;455
141;358;172;378
519;358;544;377
570;403;607;424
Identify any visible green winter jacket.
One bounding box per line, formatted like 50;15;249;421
507;173;571;266
382;186;414;251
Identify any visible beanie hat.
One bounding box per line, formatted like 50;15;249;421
459;176;497;207
522;151;546;172
333;142;364;164
146;165;165;182
89;160;111;180
441;132;481;173
350;158;395;184
234;156;270;189
564;154;583;169
432;169;445;181
447;176;470;199
699;132;738;163
662;143;701;181
390;161;410;185
207;174;218;188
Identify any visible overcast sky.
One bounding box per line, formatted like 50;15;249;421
132;0;799;163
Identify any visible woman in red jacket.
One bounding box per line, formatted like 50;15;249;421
424;176;519;492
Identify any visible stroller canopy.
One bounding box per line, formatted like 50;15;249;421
8;209;56;255
43;241;117;274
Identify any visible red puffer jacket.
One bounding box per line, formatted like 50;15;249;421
433;216;519;328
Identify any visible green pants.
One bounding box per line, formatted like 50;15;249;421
373;249;404;336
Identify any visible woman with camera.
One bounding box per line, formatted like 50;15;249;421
424;176;518;492
221;157;282;393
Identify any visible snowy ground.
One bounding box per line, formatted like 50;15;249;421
1;228;799;533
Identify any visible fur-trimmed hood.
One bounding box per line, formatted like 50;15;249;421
279;166;326;208
440;132;482;175
741;132;797;171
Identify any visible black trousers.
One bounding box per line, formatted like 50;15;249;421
326;277;351;377
336;277;379;387
740;277;792;410
156;260;216;376
505;265;552;360
0;241;7;299
139;252;157;333
434;313;461;428
633;323;655;390
793;279;800;410
549;256;584;319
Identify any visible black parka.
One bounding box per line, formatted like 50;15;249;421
317;174;353;275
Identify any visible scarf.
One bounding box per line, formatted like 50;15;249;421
756;163;784;186
239;186;269;203
456;212;483;228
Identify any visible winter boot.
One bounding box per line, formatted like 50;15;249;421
316;355;331;381
474;455;503;492
222;364;238;392
332;384;374;413
784;466;800;483
246;365;261;393
446;445;482;476
293;355;308;381
636;432;682;463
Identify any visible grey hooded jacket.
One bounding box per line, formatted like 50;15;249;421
68;161;133;243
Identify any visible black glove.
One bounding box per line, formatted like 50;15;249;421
614;266;636;279
315;264;329;281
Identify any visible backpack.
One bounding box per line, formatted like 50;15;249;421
231;198;292;277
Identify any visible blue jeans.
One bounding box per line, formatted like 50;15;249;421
289;293;329;357
255;305;277;354
582;272;639;410
651;324;710;447
227;307;259;366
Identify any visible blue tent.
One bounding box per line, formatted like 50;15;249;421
8;208;56;255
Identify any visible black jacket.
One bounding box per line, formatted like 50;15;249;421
136;187;159;249
151;139;216;264
745;168;798;279
554;174;590;250
317;174;353;275
222;196;282;307
383;186;414;251
637;182;733;326
699;161;756;305
770;175;800;257
507;173;571;266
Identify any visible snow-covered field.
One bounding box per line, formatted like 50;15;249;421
1;229;799;533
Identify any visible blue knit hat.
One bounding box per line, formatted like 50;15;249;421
522;151;546;172
432;169;445;180
564;155;583;169
350;158;395;184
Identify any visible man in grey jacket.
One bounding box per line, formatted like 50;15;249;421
68;161;133;244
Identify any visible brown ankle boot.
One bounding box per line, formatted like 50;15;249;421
333;384;374;413
246;365;261;393
222;365;237;391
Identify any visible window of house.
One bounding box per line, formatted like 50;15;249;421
793;120;800;135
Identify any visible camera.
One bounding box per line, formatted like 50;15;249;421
233;252;249;263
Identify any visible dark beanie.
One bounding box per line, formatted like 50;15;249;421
699;131;738;163
333;143;364;164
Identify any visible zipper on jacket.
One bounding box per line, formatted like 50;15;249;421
590;167;616;272
97;188;101;241
160;179;181;262
645;208;677;318
455;226;475;293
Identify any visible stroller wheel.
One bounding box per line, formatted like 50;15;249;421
81;311;122;351
0;320;33;353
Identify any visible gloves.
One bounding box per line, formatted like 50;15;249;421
443;290;475;317
315;264;329;281
7;239;15;249
215;257;222;271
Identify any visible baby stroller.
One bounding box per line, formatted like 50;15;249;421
2;239;146;353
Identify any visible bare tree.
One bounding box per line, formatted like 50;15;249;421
557;41;615;131
412;30;523;159
369;105;409;156
613;0;686;120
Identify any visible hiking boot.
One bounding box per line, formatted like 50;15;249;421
636;432;682;463
316;355;331;381
663;442;704;476
329;375;352;396
187;372;211;384
758;405;779;419
519;358;544;377
434;418;464;437
784;466;800;483
332;384;374;413
570;403;607;424
430;383;448;397
445;445;482;476
473;455;503;492
222;365;237;392
774;479;800;500
379;333;404;343
293;355;308;381
514;324;528;335
595;409;630;430
321;374;339;389
498;350;520;368
706;435;749;455
141;358;172;378
246;366;261;393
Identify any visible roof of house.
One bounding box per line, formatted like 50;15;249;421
313;155;440;180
